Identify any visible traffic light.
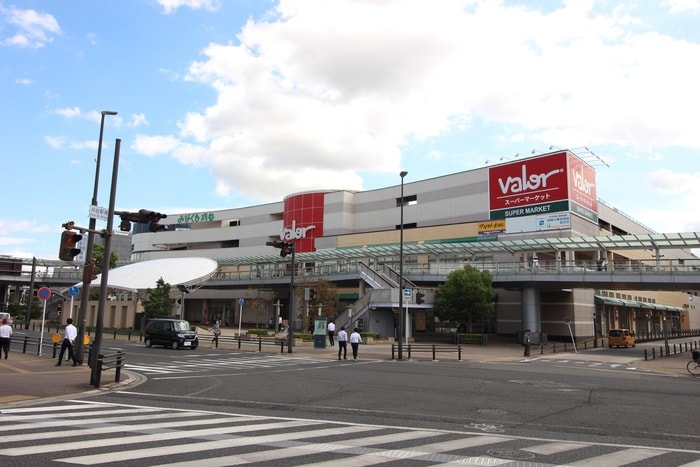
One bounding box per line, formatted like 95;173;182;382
59;231;83;261
119;218;132;232
266;240;294;257
116;209;167;232
280;242;293;257
415;291;425;304
309;288;317;302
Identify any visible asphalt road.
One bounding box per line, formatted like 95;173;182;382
3;332;699;466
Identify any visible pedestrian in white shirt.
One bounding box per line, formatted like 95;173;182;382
56;318;79;366
327;321;336;347
350;328;362;360
0;318;12;359
337;326;348;360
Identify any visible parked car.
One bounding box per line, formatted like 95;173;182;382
0;312;12;325
608;329;635;348
144;318;198;350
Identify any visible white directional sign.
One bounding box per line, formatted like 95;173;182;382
89;205;109;221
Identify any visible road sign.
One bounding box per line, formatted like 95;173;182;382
89;205;109;221
37;286;51;301
403;289;412;297
69;285;80;296
239;298;245;306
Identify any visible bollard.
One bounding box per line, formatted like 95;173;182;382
93;354;104;388
644;348;649;361
22;335;29;354
391;344;395;360
113;330;117;339
237;335;241;350
432;345;436;361
115;350;124;383
457;345;462;360
258;336;262;352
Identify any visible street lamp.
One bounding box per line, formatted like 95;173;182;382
76;110;117;366
398;170;407;360
90;138;121;386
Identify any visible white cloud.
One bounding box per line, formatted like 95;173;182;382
128;113;149;128
54;107;82;119
663;0;700;13
129;0;700;207
647;169;697;194
0;5;60;48
156;0;220;15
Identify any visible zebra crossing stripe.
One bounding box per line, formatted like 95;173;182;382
56;424;385;465
2;419;324;457
566;447;667;466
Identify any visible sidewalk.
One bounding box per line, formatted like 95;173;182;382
1;332;693;409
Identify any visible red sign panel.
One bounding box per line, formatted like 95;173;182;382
282;192;325;253
567;152;598;213
489;152;569;211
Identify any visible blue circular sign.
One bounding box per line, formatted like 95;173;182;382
69;286;80;296
37;286;51;301
239;298;245;306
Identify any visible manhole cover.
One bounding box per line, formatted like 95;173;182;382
487;449;536;461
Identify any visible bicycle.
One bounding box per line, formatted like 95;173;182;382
687;350;700;376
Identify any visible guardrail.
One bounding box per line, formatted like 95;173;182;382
92;350;126;388
392;343;462;361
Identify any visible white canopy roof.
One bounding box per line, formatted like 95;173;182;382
82;257;219;292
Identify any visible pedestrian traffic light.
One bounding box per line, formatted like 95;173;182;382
415;291;425;304
59;231;83;261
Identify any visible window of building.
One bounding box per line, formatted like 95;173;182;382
396;194;417;207
222;240;240;248
229;219;241;227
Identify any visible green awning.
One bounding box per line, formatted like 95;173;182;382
595;295;625;306
338;293;359;301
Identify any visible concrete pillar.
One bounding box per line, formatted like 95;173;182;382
521;287;540;333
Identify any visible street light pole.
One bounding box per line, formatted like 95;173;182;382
288;243;296;354
76;110;117;366
398;170;407;360
90;138;121;386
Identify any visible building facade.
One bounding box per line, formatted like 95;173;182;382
126;150;697;341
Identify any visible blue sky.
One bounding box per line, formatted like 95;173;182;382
2;0;700;260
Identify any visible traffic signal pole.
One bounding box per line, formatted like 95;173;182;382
75;110;117;366
90;138;120;385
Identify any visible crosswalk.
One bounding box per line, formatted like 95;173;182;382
1;401;699;466
125;353;335;375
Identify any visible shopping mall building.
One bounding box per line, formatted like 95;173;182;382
125;149;698;342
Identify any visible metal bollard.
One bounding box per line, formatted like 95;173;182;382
115;350;124;383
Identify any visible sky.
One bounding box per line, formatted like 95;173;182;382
1;0;700;261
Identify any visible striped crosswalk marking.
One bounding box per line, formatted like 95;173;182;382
1;401;698;466
126;354;332;375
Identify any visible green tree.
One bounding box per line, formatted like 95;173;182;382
141;278;175;319
7;297;41;322
297;278;340;332
92;243;118;270
434;265;494;333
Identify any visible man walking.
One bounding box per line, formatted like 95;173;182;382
327;321;335;347
337;326;348;360
523;329;531;357
56;318;78;366
0;318;12;359
350;328;362;360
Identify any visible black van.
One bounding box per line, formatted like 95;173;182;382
144;318;199;350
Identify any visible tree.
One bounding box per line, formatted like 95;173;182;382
92;243;118;270
297;278;340;332
141;278;175;319
434;265;494;333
